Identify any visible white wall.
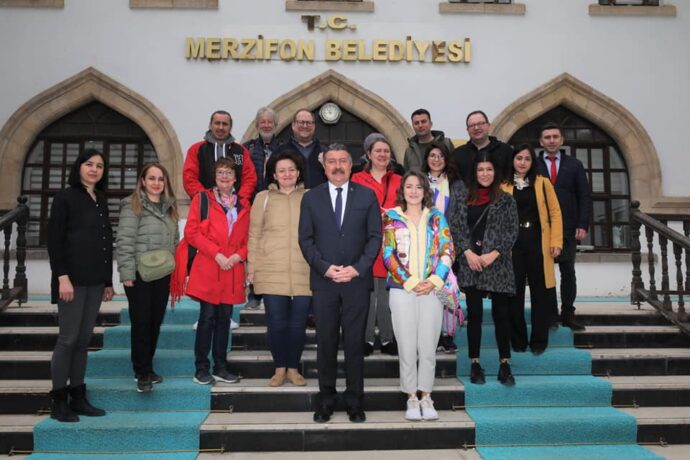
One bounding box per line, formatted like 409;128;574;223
0;0;688;196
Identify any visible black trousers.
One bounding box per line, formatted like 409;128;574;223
312;281;370;411
465;287;511;360
124;273;170;377
510;227;552;351
554;231;578;317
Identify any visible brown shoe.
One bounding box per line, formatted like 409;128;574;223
286;369;306;386
269;369;286;387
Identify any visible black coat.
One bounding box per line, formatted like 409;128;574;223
298;181;382;291
47;186;113;304
537;151;591;231
274;137;327;189
452;136;513;185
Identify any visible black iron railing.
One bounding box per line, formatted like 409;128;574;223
0;196;29;312
630;201;690;334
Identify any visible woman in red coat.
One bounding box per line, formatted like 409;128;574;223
351;134;402;356
185;157;250;385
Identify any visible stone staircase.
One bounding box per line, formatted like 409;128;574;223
1;298;689;458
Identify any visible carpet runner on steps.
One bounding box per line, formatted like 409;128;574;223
27;298;239;459
456;300;663;459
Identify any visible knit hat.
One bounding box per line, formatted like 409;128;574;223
363;132;387;153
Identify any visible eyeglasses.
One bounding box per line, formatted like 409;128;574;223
216;170;234;177
467;121;488;130
428;153;444;160
295;120;314;127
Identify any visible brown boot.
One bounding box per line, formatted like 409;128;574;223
286;368;306;386
269;368;286;387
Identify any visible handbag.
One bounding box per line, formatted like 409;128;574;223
137;249;175;282
436;271;465;337
436;270;461;312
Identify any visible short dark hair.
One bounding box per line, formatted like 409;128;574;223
422;140;458;183
411;108;431;121
539;122;562;137
465;110;489;127
265;150;305;187
209;110;232;126
512;143;538;183
67;148;108;191
396;170;434;212
323;143;351;162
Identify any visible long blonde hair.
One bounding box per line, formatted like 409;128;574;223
130;162;179;221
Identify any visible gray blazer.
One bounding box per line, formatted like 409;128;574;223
448;180;518;295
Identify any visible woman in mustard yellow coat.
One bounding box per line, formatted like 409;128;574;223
503;144;563;354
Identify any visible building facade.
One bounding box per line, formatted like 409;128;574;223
0;0;687;294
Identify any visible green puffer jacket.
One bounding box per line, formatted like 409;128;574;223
115;193;179;282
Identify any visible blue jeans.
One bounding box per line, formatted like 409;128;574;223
263;294;311;369
194;302;233;373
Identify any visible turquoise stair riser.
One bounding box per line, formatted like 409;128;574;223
454;324;573;348
477;445;664;460
460;375;612;408
33;412;208;453
84;377;210;411
467;407;638;445
457;348;592;376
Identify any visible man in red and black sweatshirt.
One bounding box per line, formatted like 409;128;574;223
183;110;257;201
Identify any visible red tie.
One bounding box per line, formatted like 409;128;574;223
550;157;558;185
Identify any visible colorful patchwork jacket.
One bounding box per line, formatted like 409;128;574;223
382;206;455;292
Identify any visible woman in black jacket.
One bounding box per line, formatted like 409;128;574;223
47;149;114;422
448;151;518;386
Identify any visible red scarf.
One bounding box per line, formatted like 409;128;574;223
471;187;491;206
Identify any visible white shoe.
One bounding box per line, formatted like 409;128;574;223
230;319;239;330
192;321;198;331
405;397;422;421
420;395;439;421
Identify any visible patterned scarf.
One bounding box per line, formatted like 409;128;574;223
213;187;238;235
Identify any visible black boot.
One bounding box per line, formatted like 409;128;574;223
49;388;79;422
470;362;486;384
69;384;106;417
498;362;516;386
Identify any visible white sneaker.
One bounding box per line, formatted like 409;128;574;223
420;395;439;421
405;397;422;421
230;319;239;330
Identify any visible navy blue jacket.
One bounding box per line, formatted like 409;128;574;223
298;181;382;291
537;151;591;231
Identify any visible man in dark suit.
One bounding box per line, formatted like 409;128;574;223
537;122;592;331
298;143;382;423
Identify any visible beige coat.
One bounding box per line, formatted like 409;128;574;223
247;185;311;297
503;176;563;289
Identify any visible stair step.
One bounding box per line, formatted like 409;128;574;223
4;348;690;381
0;302;121;327
5;376;690;415
3;407;690;454
4;323;684;352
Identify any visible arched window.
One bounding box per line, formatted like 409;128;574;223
509;106;631;251
22;101;158;247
